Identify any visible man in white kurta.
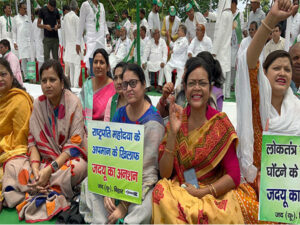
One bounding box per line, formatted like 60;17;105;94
109;27;131;70
121;9;131;39
76;0;109;75
63;0;82;88
289;0;300;46
142;29;167;90
161;6;181;44
32;9;44;73
248;0;265;28
13;3;33;80
140;8;150;37
148;0;162;33
206;0;232;99
231;0;244;91
0;4;16;56
188;24;212;57
164;25;189;89
185;3;207;42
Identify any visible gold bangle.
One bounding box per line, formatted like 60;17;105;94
207;185;214;196
261;20;273;33
210;184;218;197
164;147;176;156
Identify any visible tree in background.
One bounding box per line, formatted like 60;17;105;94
0;0;219;21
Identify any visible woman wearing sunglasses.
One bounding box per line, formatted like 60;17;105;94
80;64;165;224
80;48;116;122
104;62;127;122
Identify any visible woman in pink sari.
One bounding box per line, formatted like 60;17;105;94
80;48;116;122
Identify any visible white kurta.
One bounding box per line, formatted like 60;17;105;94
123;19;131;38
142;38;167;72
248;8;265;29
32;18;44;63
167;37;189;69
134;36;148;62
63;11;82;64
109;37;131;69
0;16;13;45
12;14;32;60
185;12;207;41
208;7;232;73
187;35;213;57
231;10;244;67
140;18;150;37
148;11;160;32
77;1;107;65
290;13;300;46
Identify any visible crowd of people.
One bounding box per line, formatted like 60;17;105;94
0;0;300;223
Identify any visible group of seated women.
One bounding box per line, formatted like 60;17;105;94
0;0;300;223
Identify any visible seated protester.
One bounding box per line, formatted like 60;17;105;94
3;60;87;222
0;39;23;85
289;42;300;97
235;0;300;223
264;23;285;60
142;29;168;92
0;58;33;213
133;26;149;64
80;63;164;224
81;48;116;122
187;24;212;58
104;62;127;122
109;27;132;71
164;24;189;89
152;57;244;224
157;52;225;118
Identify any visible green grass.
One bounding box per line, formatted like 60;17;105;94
0;208;56;224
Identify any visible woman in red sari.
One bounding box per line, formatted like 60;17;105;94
152;57;244;223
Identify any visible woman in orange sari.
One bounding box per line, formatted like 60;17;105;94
152;57;244;224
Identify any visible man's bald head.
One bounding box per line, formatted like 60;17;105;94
289;42;300;87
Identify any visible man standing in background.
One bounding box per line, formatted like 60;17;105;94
38;0;61;61
63;0;82;88
77;0;108;75
0;4;15;56
13;2;32;80
248;0;265;28
148;0;162;34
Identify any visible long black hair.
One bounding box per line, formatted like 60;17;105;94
39;59;71;90
0;58;25;91
197;51;225;88
92;48;113;78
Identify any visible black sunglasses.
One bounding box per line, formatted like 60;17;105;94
122;79;140;90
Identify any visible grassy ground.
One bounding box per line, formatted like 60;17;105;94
0;208;56;224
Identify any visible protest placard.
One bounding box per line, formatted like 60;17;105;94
259;132;300;223
87;121;144;204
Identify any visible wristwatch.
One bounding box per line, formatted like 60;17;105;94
51;161;59;173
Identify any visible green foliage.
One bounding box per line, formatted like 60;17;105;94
1;0;219;21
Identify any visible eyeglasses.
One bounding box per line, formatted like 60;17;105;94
122;79;140;90
248;28;255;32
187;80;210;88
0;71;9;78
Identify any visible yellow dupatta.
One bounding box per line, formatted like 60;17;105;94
0;88;33;163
